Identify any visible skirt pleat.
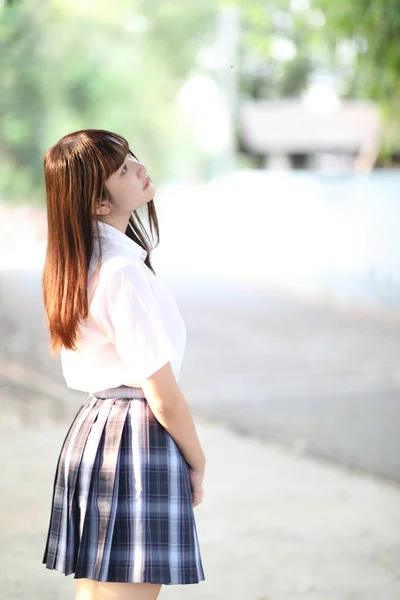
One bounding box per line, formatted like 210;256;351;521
42;392;205;585
45;395;103;572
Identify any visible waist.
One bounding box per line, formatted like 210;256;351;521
91;385;146;400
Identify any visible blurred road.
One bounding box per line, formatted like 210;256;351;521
1;269;400;483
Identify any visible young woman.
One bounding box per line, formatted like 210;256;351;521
41;129;206;600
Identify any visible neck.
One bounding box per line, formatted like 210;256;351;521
96;215;130;234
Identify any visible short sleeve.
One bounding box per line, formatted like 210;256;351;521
99;263;176;383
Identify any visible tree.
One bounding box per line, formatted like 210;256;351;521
0;0;218;202
316;0;400;153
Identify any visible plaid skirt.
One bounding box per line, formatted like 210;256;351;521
42;385;205;584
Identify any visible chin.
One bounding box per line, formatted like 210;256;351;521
147;183;156;199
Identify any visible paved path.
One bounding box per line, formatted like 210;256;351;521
1;407;399;599
1;269;400;598
1;269;400;481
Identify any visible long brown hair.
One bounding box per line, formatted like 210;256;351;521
42;128;160;356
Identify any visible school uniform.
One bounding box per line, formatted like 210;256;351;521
42;219;205;584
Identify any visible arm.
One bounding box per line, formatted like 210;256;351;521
141;361;206;474
98;263;205;473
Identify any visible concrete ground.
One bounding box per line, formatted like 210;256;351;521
2;270;400;482
1;269;400;598
1;406;399;600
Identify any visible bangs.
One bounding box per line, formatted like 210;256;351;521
97;131;131;178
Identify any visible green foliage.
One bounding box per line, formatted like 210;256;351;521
0;0;218;202
3;0;400;200
232;0;327;100
317;0;400;98
316;0;400;150
236;0;400;152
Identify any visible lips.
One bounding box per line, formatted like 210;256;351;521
143;176;150;189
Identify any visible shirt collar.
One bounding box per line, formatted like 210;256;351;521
93;219;148;262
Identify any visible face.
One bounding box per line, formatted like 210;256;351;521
96;152;155;222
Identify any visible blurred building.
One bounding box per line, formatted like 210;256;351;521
237;99;381;172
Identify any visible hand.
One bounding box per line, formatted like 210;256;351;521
189;467;204;508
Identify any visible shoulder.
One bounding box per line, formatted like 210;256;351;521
92;253;152;297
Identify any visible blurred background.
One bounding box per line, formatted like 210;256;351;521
1;0;400;598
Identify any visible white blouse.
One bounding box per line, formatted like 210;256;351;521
60;220;187;393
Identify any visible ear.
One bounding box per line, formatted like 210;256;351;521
95;197;111;216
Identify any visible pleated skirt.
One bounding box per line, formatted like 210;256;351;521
42;385;205;584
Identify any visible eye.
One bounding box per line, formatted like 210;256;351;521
121;164;128;174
